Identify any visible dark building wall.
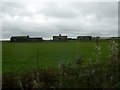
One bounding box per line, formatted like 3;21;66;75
29;38;42;42
10;36;42;42
10;36;29;42
67;38;77;40
77;36;92;40
53;36;67;41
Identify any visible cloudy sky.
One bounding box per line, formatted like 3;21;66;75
1;0;118;40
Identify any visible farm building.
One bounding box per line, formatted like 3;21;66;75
10;35;30;42
10;35;42;42
53;34;67;41
29;37;42;42
77;36;92;40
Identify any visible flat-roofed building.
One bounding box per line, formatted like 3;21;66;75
10;35;42;42
53;34;67;41
77;36;92;40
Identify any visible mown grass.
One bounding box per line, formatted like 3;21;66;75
2;40;110;74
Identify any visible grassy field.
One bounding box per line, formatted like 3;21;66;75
2;40;110;74
0;42;2;73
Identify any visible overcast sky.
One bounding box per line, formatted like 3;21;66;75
1;1;118;40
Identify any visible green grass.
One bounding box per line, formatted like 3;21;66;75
2;40;110;74
0;42;2;73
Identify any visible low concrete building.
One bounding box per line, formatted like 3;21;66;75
53;34;67;41
10;35;30;42
29;37;42;42
77;36;92;40
10;35;42;42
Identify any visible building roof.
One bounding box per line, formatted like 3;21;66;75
53;34;67;37
53;36;67;37
11;35;29;38
78;36;92;37
30;37;42;39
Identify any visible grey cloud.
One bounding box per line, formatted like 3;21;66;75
39;2;79;18
70;2;118;18
2;2;36;17
39;2;118;19
1;2;118;40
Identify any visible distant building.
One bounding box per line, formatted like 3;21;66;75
111;37;120;40
10;35;42;42
29;37;42;42
77;36;92;40
67;38;77;40
53;34;67;41
10;35;29;42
